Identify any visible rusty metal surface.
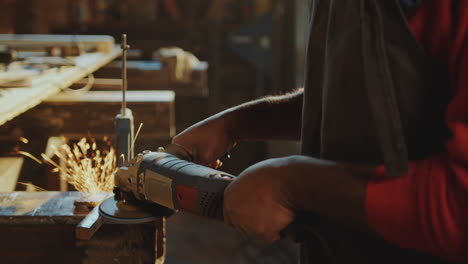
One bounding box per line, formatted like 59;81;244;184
0;192;110;224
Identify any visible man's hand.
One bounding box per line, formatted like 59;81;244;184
172;113;237;167
223;158;295;243
171;91;303;167
223;155;373;243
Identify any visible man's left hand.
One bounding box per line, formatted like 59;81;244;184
223;158;295;243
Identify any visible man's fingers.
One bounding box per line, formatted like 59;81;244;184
243;227;281;244
228;215;281;244
258;233;281;244
190;147;222;168
223;205;234;226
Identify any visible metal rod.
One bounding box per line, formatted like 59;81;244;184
75;206;104;240
121;34;129;116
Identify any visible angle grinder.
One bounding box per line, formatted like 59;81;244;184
99;145;235;223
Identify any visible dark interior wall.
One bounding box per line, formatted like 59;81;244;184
295;0;311;88
1;0;298;175
265;0;310;159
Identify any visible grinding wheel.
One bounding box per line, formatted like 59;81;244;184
99;196;174;224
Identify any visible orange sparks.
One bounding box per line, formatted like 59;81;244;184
14;126;143;194
48;138;117;193
131;123;143;152
17;182;47;192
16;151;43;164
16;137;117;194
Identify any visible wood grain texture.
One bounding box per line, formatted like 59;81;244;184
0;34;115;52
0;45;120;126
0;90;175;145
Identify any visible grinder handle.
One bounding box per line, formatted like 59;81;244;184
142;153;305;242
142;154;234;220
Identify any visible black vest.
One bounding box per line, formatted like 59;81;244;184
298;0;451;263
300;0;450;176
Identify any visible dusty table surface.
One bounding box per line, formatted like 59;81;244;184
0;191;110;224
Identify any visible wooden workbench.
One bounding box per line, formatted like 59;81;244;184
0;191;159;264
0;192;105;224
0;46;121;126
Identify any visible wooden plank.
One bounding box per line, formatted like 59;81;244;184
75;192;112;240
73;78;122;89
0;34;115;53
75;206;104;240
0;45;121;126
45;90;175;103
6;90;176;140
0;157;23;192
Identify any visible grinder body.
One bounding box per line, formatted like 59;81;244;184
114;150;235;220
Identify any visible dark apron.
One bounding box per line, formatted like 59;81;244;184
299;0;450;263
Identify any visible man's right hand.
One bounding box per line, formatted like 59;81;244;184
171;113;237;167
171;90;303;167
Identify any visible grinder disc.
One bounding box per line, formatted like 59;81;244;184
99;196;174;224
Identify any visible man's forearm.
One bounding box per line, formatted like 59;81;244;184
221;90;303;142
269;155;374;231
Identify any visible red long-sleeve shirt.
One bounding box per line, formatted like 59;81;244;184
366;0;468;262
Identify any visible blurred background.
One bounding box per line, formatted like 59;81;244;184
0;0;311;263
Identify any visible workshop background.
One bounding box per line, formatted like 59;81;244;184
0;0;310;263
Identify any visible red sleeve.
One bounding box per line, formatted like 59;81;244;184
365;0;468;262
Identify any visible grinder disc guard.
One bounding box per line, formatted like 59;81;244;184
99;196;174;224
